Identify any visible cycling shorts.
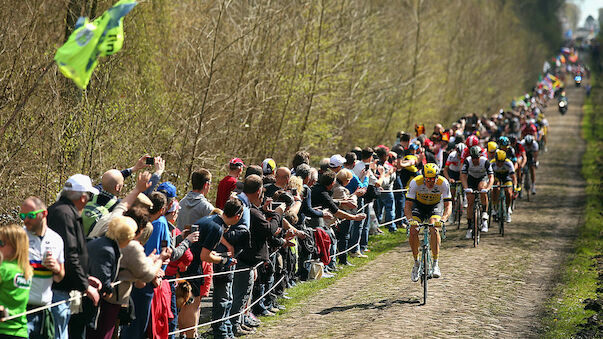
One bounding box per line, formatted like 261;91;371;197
411;201;443;222
467;175;488;190
448;170;460;181
493;177;513;187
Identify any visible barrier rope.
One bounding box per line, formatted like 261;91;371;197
0;280;123;322
168;275;286;336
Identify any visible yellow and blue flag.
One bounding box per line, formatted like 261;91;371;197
54;0;137;89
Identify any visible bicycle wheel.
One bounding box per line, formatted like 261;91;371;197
422;247;428;305
455;190;462;229
524;169;531;202
473;201;480;247
499;198;505;237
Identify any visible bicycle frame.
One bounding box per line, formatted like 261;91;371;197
413;222;446;305
451;182;464;229
492;184;513;237
468;190;488;247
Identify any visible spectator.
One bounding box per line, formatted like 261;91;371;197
332;169;358;266
178;169;215;230
329;154;346;173
291;151;310;174
235;165;263;194
121;192;172;339
47;174;101;339
211;199;245;339
373;147;397;232
21;197;65;339
264;167;291;198
0;224;33;339
261;158;277;185
82;169;122;236
216;158;246;210
84;216;138;339
318;158;330;175
179;201;239;339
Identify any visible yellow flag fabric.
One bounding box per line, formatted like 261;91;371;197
54;0;137;89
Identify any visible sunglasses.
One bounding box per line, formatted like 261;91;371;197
424;177;436;183
19;209;45;221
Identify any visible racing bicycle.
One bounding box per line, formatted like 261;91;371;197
409;222;446;305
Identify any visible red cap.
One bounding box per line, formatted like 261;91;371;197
424;139;433;147
229;158;246;167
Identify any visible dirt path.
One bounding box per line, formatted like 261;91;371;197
249;87;586;339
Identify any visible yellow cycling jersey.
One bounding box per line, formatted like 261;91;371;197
406;175;452;205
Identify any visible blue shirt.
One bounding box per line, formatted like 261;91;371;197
236;193;251;229
145;216;171;261
345;172;369;194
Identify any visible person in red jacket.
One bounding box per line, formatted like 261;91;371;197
216;158;246;209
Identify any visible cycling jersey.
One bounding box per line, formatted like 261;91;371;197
461;156;493;179
520;140;539;154
444;151;462;172
406;175;452;206
490;159;515;184
513;143;526;158
502;146;517;163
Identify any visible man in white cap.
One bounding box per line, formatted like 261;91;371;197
329;154;346;173
47;174;101;339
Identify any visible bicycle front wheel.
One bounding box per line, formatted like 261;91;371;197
499;198;505;237
473;203;480;247
422;248;428;305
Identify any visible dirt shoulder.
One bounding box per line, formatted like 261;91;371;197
249;87;586;339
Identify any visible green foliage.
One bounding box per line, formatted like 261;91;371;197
0;0;564;213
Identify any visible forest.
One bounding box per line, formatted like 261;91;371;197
0;0;564;214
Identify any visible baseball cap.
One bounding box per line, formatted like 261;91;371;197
63;174;99;195
157;182;177;198
329;154;346;168
262;158;277;175
408;143;419;151
229;158;246;167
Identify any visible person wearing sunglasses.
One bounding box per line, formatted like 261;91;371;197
46;174;101;339
20;196;65;339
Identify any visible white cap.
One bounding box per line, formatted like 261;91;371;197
63;174;99;195
329;154;346;168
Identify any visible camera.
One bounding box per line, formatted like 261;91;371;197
191;225;199;233
270;202;285;210
145;157;154;165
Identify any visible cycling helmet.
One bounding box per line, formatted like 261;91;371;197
487;141;498;153
466;135;479;147
525;135;534;144
455;143;467;154
423;163;439;178
469;146;481;158
498;136;510;147
495;149;506;161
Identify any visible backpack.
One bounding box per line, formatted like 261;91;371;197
82;193;118;236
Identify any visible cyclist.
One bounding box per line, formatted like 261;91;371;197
405;163;452;281
521;134;539;194
461;135;487;163
486;141;498;161
490;150;516;222
461;146;494;237
443;143;466;212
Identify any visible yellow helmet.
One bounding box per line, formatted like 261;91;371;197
487;141;498;153
496;149;506;161
423;163;439;178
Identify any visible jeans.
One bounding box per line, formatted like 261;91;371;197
51;289;71;339
336;220;351;264
212;276;234;338
377;191;396;232
394;191;406;226
231;264;254;328
26;311;45;339
121;284;154;339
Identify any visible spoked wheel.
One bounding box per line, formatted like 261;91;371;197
473;204;480;247
524;170;531;202
455;192;462;230
499;200;505;237
422;248;429;305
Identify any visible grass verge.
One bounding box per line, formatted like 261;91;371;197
542;71;603;338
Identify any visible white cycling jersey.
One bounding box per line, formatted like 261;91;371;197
520;140;539;153
461;156;493;179
445;151;462;172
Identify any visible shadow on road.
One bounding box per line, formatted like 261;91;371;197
317;297;421;315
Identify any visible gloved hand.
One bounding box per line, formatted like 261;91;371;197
464;188;473;193
480;189;489;194
409;220;419;228
433;220;443;228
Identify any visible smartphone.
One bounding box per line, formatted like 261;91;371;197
365;163;370;171
191;225;199;233
160;240;168;249
145;156;154;165
270;202;285;210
